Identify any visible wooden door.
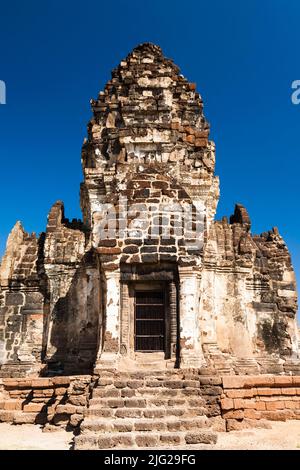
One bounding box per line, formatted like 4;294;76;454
135;290;165;351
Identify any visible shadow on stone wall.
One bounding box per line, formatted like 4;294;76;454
42;250;101;376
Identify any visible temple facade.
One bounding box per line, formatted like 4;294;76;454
0;43;299;377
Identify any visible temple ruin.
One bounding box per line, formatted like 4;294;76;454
0;43;299;380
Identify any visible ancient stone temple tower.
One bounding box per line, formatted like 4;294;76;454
0;43;298;377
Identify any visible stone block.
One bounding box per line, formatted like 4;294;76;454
265;401;284;411
281;387;296;395
135;434;160;447
222;410;244;419
56;404;77;414
69;413;83;427
244;376;275;388
284;400;298;409
220;398;233;410
31;379;53;388
53;413;70;425
274;376;293;386
52;377;71;386
115;409;142;418
243;409;261;419
3;400;23;411
114;422;133;432
160;434;181;445
23;403;45;412
125;398;146;408
185;431;217;445
0;410;15;422
292;377;300;387
256;387;277;396
144;409;165;418
255;401;266;411
222;376;246;389
261;411;287;421
13;412;37;424
127;380;143;389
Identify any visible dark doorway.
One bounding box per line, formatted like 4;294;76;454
135;290;165;352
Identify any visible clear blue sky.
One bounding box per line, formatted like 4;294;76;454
0;0;299;315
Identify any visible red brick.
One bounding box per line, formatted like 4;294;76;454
281;387;296;395
23;403;45;412
292;377;300;387
284;400;298;409
220;398;233;410
195;138;208;147
265;401;285;411
261;411;287;421
274;376;293;386
243;399;256;409
171;122;180;131
52;377;70;386
226;390;246;399
244;376;275;388
222;410;244;419
233;399;245;409
243;409;261;419
195;129;209;139
255;401;266;411
256;387;277;396
31;379;52;388
222;377;246;389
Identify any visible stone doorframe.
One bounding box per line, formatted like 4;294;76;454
120;280;178;361
95;263;205;370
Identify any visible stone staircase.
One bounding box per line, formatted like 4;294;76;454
202;343;234;375
75;370;217;449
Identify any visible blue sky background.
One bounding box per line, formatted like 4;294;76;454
0;0;299;317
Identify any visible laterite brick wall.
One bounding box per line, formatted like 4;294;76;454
220;375;300;430
0;376;92;429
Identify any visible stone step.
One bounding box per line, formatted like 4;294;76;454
75;430;217;449
81;416;210;433
94;369;184;379
92;386;202;398
95;378;200;389
84;406;207;419
88;396;205;408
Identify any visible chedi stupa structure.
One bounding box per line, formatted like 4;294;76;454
0;43;298;378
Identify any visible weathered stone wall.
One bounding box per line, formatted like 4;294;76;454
201;205;299;374
0;222;45;376
43;202;101;374
0;375;91;429
0;202;102;377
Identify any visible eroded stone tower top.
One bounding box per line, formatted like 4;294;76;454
80;43;219;227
